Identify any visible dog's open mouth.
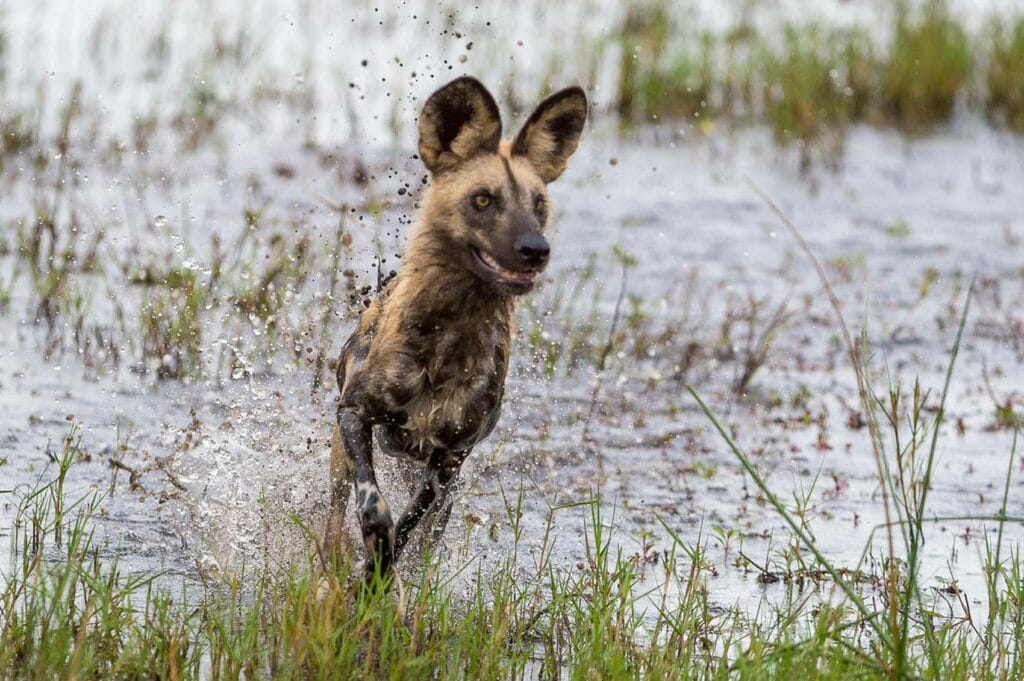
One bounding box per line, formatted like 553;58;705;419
471;247;539;287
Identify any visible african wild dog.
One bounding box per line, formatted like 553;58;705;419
326;76;587;577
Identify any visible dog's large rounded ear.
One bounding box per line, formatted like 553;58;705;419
418;77;502;175
512;87;588;183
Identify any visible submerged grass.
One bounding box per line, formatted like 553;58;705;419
1;187;1021;679
613;0;1016;164
3;359;1023;678
2;209;1022;676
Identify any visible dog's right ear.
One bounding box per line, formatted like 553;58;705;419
418;77;502;175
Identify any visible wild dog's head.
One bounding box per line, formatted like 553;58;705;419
416;76;587;295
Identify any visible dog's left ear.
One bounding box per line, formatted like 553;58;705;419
419;76;503;175
512;87;588;183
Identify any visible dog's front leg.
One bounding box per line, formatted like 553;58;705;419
336;407;395;577
393;448;465;560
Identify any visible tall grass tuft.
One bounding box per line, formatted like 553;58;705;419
760;26;853;169
986;16;1024;131
611;0;1024;163
879;1;971;131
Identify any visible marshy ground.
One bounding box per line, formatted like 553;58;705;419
2;0;1024;677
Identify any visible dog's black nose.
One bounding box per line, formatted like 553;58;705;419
515;232;550;267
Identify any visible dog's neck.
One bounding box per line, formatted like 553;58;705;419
392;229;516;330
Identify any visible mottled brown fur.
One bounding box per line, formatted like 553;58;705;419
326;76;587;578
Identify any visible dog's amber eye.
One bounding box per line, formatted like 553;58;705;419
534;196;546;214
472;193;491;209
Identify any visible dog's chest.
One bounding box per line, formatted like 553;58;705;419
383;324;510;457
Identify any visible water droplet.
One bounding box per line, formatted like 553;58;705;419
154;215;167;228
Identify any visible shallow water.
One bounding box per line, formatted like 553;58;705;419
2;0;1024;636
4;122;1023;623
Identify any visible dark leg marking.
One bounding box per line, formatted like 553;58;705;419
337;407;395;577
393;448;467;559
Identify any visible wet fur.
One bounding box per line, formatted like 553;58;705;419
325;76;587;578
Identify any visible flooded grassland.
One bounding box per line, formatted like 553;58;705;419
2;0;1024;677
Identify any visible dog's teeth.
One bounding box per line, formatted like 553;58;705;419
477;248;536;284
